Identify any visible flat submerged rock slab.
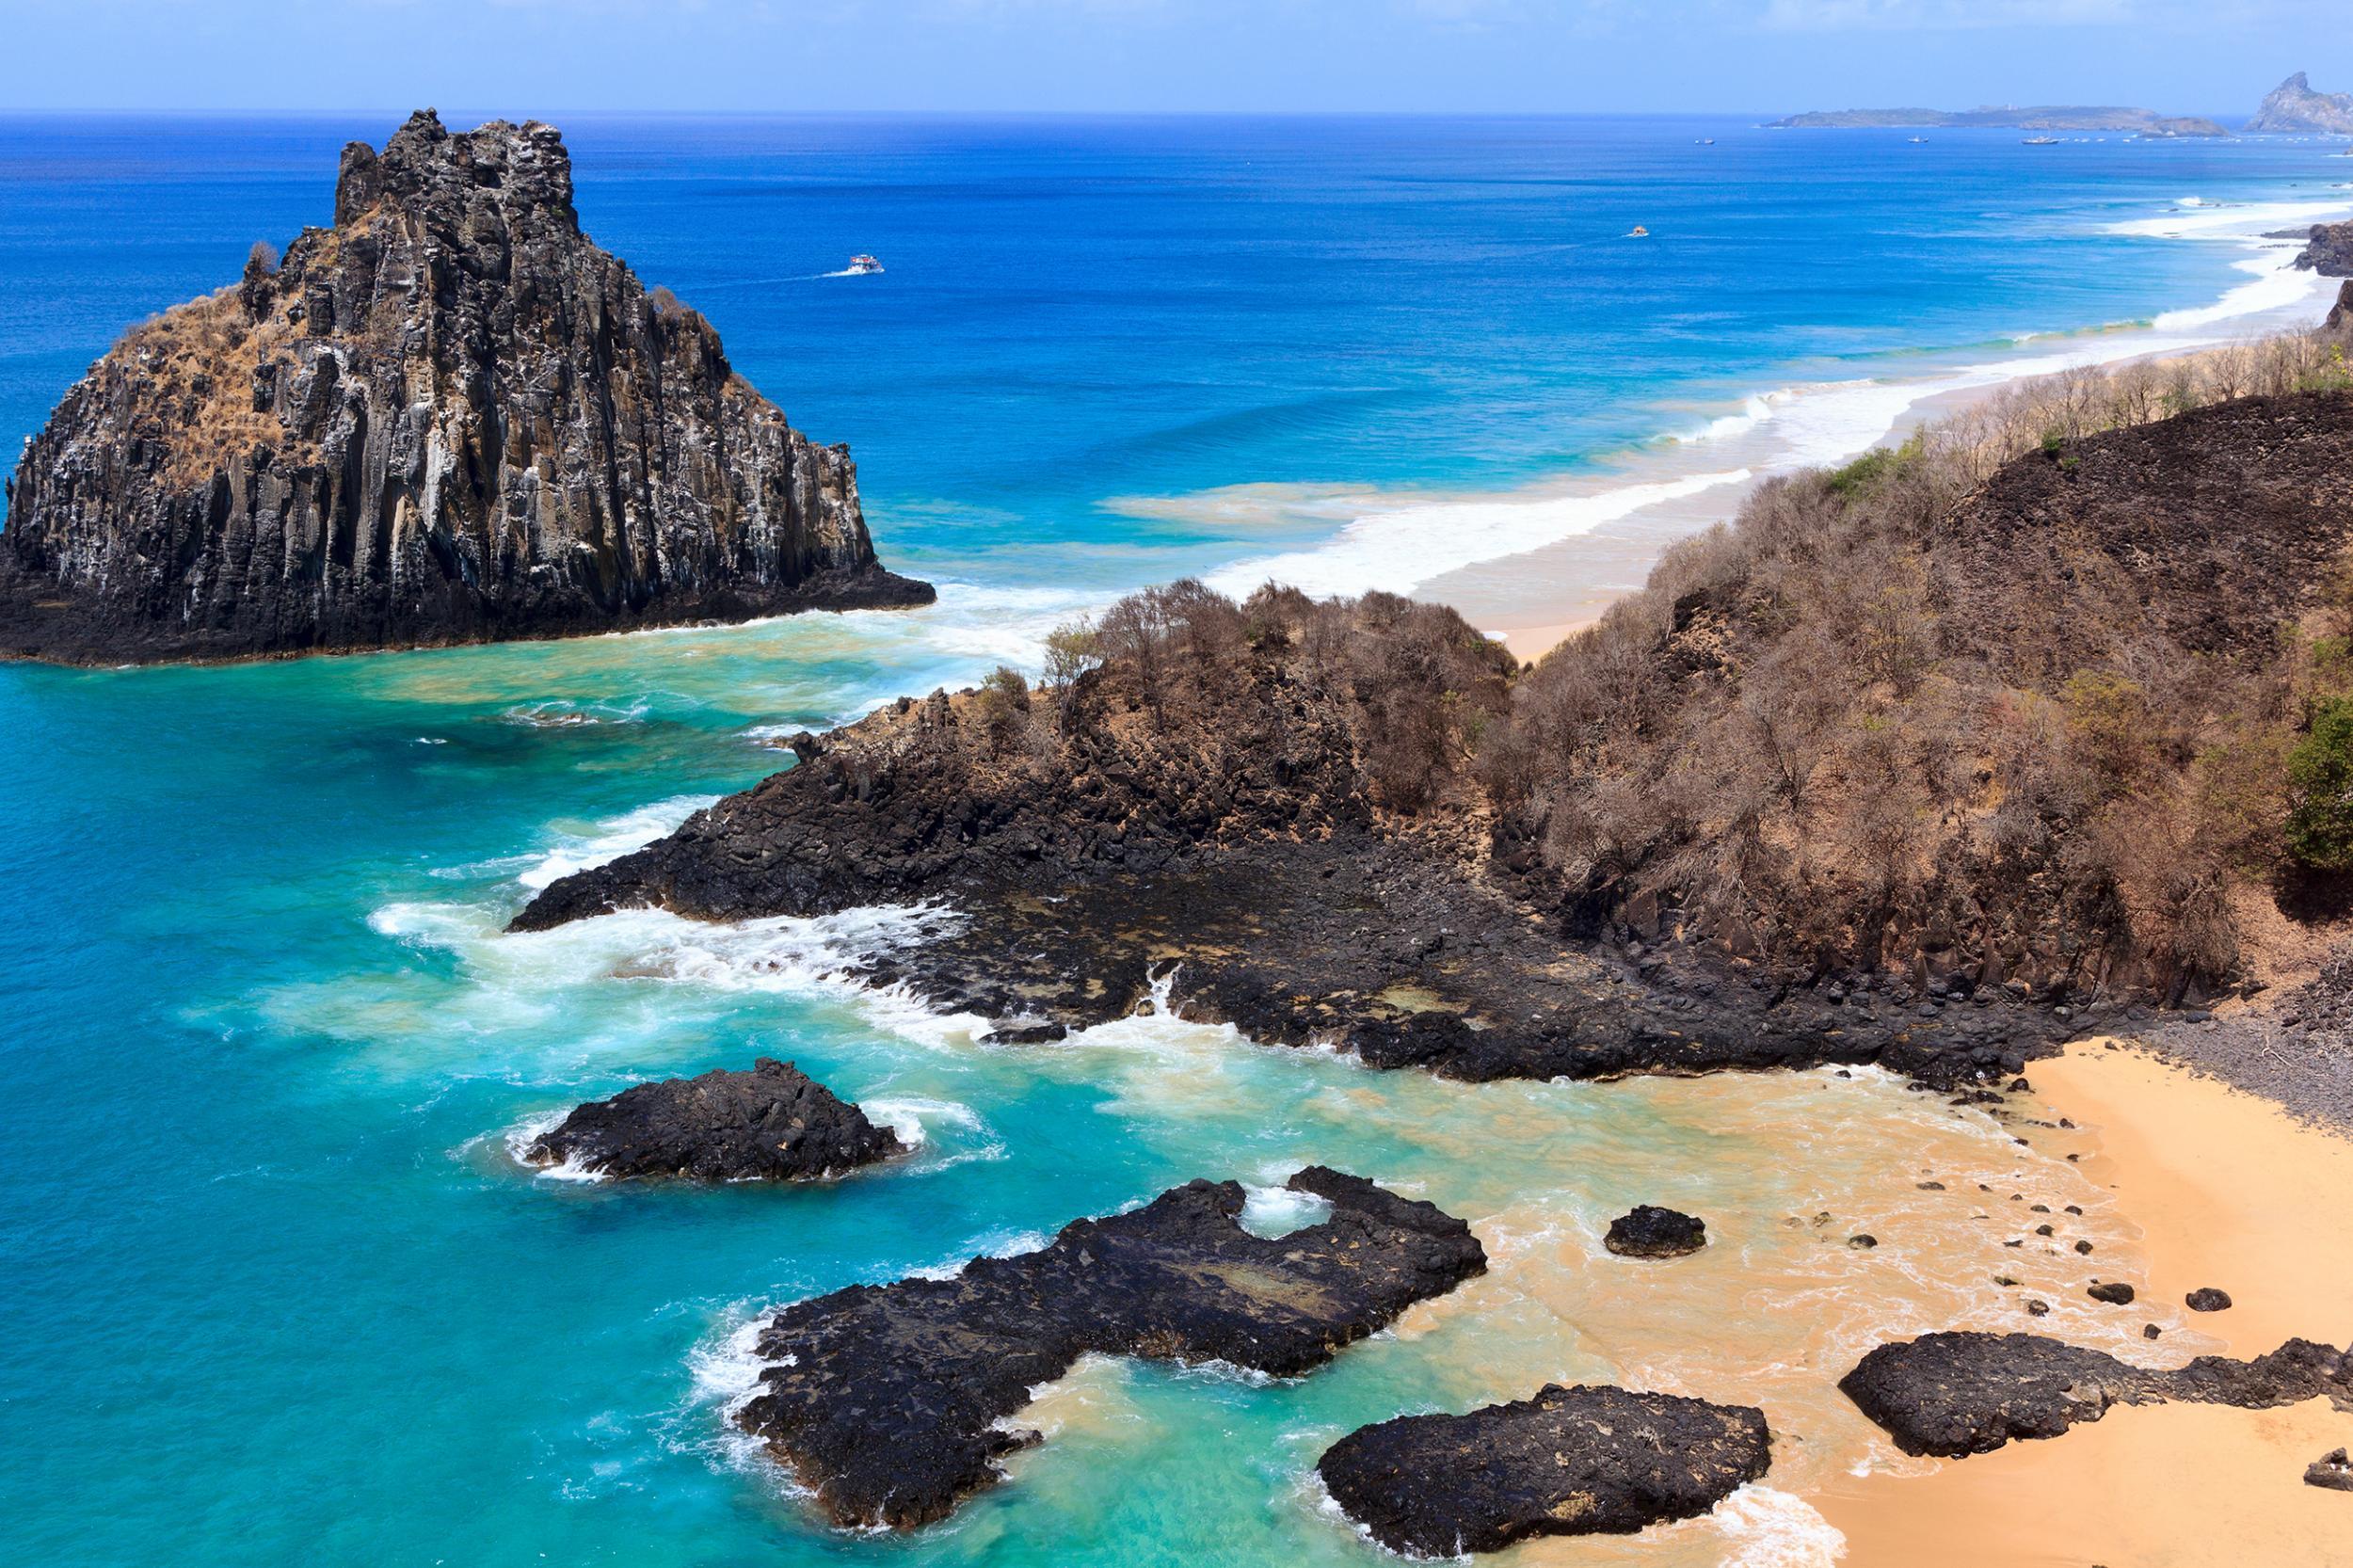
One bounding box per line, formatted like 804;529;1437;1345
1841;1331;2353;1459
735;1166;1486;1529
523;1056;903;1181
1317;1384;1771;1557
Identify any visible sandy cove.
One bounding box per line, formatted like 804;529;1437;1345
1817;1040;2353;1567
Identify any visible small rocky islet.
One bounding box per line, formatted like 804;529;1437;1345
521;1057;904;1182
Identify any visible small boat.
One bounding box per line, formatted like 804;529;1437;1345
2022;136;2060;147
846;254;884;275
1627;225;1650;238
1695;137;1716;146
1907;136;1929;144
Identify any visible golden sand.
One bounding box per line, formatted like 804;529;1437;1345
1817;1041;2353;1566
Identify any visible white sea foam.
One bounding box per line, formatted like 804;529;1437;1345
518;794;717;891
500;1108;607;1182
500;696;651;728
1239;1183;1335;1239
1202;469;1753;600
860;1095;1008;1169
1713;1485;1848;1566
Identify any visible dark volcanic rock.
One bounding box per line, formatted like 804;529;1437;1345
1840;1332;2353;1458
2297;221;2353;279
2087;1281;2136;1305
1317;1384;1770;1557
1603;1205;1708;1258
734;1166;1485;1528
522;1057;903;1181
511;598;2070;1091
2186;1287;2233;1312
0;110;931;664
2309;1448;2353;1491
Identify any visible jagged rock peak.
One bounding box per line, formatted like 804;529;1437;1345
0;111;933;664
2249;72;2353;135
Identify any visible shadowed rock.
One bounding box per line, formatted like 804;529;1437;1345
0;110;930;664
522;1057;903;1181
734;1166;1486;1528
2309;1448;2353;1491
1603;1205;1708;1258
1840;1332;2353;1459
1317;1384;1771;1556
2186;1287;2233;1312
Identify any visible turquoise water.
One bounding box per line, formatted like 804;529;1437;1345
2;118;2347;1566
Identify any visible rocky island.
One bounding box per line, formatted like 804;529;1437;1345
1768;105;2227;136
732;1168;1485;1528
0;111;931;664
521;1057;904;1181
2248;72;2353;135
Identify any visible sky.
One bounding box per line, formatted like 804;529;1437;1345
2;0;2348;116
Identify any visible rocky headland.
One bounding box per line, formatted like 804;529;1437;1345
732;1167;1485;1528
1841;1331;2353;1458
0;111;930;664
1317;1384;1771;1556
516;367;2353;1089
521;1057;904;1181
2249;72;2353;136
2298;221;2353;279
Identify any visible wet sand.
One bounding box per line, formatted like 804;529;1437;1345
1817;1041;2353;1566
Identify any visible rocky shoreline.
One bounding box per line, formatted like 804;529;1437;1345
732;1167;1485;1528
1841;1331;2353;1458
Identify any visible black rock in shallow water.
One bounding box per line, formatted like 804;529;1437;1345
2088;1281;2136;1305
2186;1287;2234;1312
1317;1384;1771;1557
1603;1205;1708;1258
523;1057;903;1181
1840;1331;2353;1459
735;1166;1486;1529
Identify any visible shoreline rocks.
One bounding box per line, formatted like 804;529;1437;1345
0;110;932;665
2186;1287;2233;1312
1603;1206;1708;1258
1316;1384;1770;1557
1840;1331;2352;1459
522;1057;904;1181
2297;221;2353;279
735;1166;1485;1528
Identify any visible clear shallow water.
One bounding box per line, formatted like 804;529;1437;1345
0;117;2341;1566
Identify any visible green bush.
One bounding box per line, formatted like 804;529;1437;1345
2286;697;2353;870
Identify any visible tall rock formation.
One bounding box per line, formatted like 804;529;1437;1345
0;111;931;664
2248;73;2353;135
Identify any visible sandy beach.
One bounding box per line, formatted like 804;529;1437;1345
1817;1041;2353;1566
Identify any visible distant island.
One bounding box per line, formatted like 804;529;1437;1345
2248;72;2353;135
1768;105;2228;137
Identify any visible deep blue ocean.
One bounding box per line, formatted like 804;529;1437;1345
3;116;2349;1568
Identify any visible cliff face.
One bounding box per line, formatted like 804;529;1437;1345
0;110;931;664
2249;72;2353;135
